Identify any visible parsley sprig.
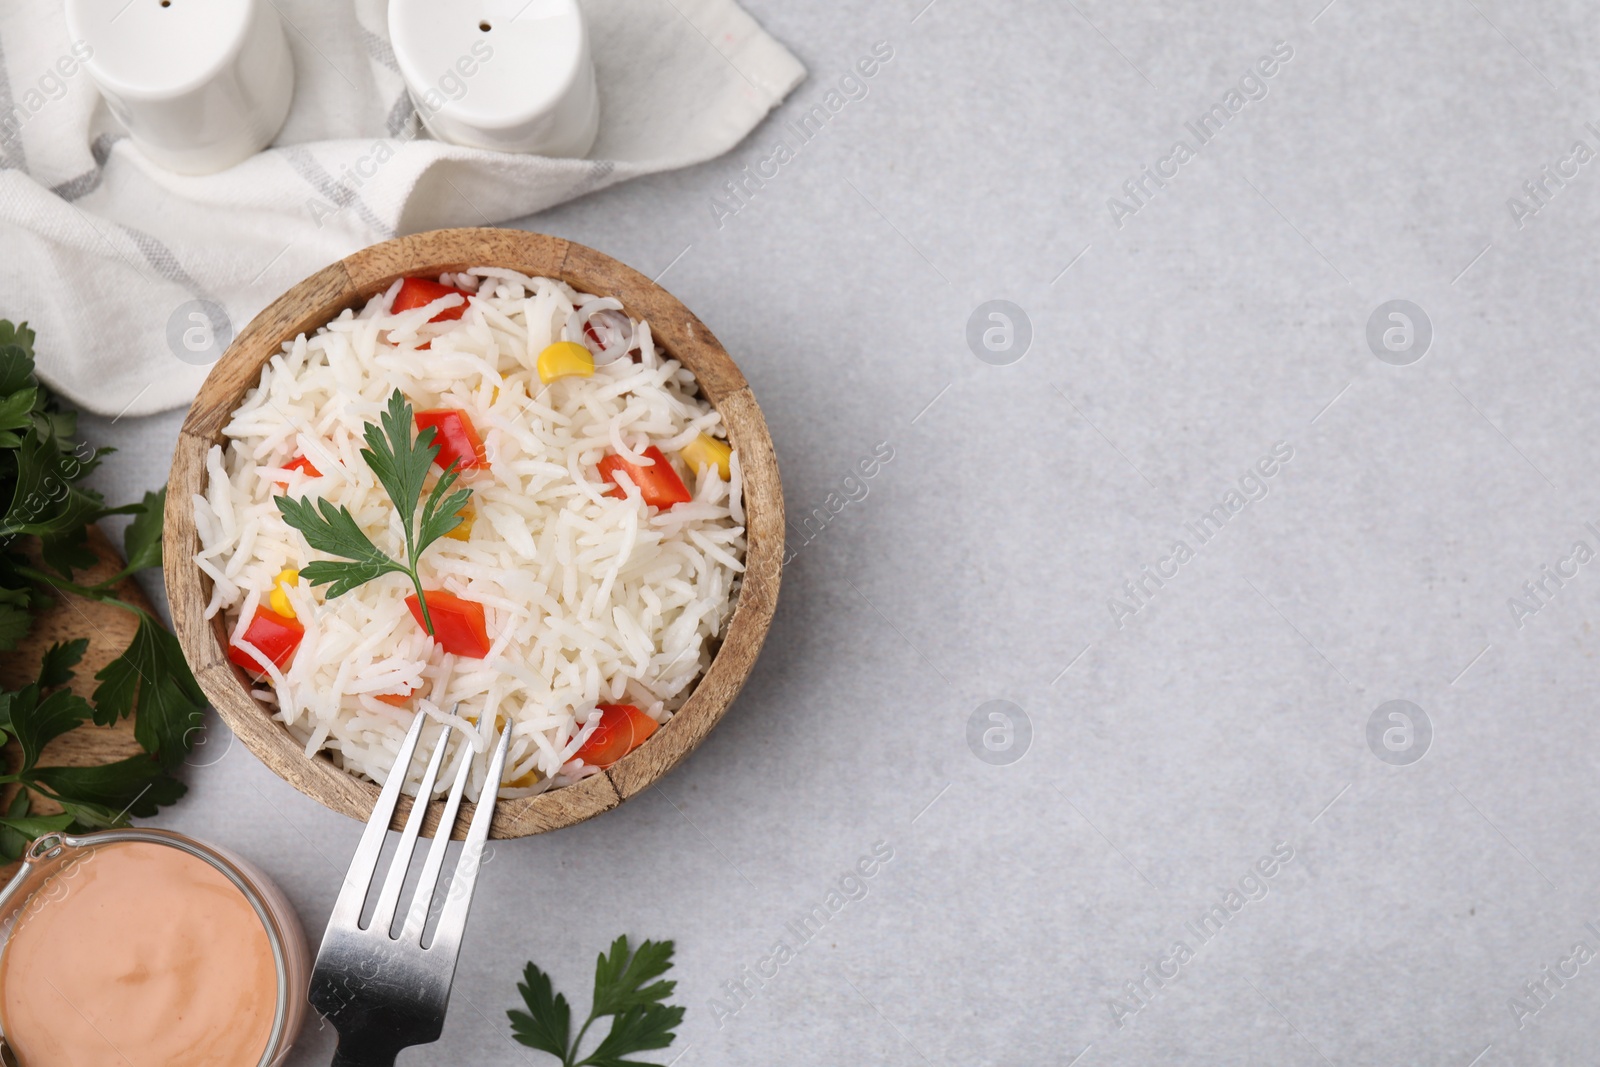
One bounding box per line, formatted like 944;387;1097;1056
0;641;186;855
274;389;471;635
510;936;685;1067
0;319;203;859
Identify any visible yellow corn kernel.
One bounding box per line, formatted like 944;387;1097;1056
465;711;509;733
269;568;299;618
536;341;594;384
504;767;542;789
680;433;732;479
444;500;475;541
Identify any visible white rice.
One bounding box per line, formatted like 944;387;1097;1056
193;268;745;799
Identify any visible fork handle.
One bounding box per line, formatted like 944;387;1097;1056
331;1038;402;1067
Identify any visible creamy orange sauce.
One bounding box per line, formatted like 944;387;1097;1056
0;840;277;1067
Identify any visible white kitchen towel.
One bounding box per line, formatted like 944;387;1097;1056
0;0;804;417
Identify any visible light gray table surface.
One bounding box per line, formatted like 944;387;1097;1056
64;1;1600;1063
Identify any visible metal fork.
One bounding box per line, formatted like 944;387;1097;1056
308;713;510;1066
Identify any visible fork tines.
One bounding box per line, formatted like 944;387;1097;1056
337;713;508;947
308;713;510;1064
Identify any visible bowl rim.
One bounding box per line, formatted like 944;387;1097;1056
162;227;783;839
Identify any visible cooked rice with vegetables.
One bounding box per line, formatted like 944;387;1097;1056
192;269;745;798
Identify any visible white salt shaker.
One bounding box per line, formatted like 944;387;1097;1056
389;0;599;158
64;0;293;176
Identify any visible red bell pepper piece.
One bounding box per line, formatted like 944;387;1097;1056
374;688;413;707
573;704;659;768
272;454;322;489
393;277;471;323
598;446;692;509
582;317;640;363
405;590;492;659
415;408;488;472
227;607;305;675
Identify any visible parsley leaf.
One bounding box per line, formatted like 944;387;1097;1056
1;642;92;769
0;631;187;832
40;524;99;576
509;936;684;1067
584;1005;685;1067
418;468;472;557
25;755;186;827
591;936;678;1017
119;488;166;573
9;686;91;771
363;389;437;560
0;379;37;432
0;810;74;850
510;963;573;1060
92;613;207;769
0;320;36;360
0;584;35;651
3;426;105;542
277;494;406;598
0;318;198;842
276;389;469;634
39;636;88;687
0;793;70;863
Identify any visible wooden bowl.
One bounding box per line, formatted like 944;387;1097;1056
163;229;783;839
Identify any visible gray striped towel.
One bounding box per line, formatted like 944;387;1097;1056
0;0;804;416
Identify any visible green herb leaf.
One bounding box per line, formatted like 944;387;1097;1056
0;347;35;400
0;321;196;837
298;557;407;600
582;1003;685;1067
39;525;99;576
591;937;678;1018
509;962;573;1060
120;488;166;572
2;428;104;541
275;494;392;562
133;624;207;766
0;792;34;861
0;585;34;651
0;320;37;360
25;755;186;827
508;936;682;1067
38;637;88;688
0;810;74;841
9;685;92;772
418;468;471;551
89;644;137;727
363;389;438;559
276;390;473;637
92;612;206;768
0;384;37;432
276;494;408;599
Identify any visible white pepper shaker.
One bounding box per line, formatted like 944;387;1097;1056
388;0;599;158
64;0;293;176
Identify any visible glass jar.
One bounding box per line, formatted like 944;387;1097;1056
0;828;309;1067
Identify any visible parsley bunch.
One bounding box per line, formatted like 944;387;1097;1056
0;641;187;856
275;389;470;634
509;936;686;1067
0;320;203;860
